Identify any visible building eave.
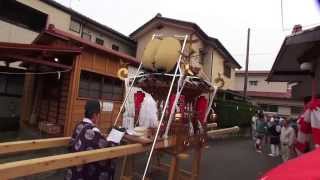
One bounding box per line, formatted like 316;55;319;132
35;26;139;66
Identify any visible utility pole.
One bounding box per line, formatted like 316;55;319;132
243;28;250;100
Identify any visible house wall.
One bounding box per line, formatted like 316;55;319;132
278;106;291;116
17;0;71;31
234;73;288;92
250;97;303;117
0;20;39;43
211;51;235;90
3;0;135;56
134;24;241;89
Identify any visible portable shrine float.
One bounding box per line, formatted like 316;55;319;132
0;34;238;180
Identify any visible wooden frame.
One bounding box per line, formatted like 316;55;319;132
0;137;70;155
0;138;174;179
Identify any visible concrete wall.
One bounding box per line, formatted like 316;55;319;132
278;106;291;116
234;73;288;93
0;20;39;43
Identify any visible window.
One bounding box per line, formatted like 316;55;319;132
249;80;258;86
223;63;231;78
112;44;119;51
82;27;92;41
259;104;278;112
79;71;123;101
70;19;81;33
291;106;303;114
96;38;104;46
0;1;47;32
0;74;24;97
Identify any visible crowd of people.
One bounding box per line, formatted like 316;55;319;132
251;111;297;162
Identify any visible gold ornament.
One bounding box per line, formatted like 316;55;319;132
117;68;128;80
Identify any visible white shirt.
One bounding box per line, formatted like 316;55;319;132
280;126;295;146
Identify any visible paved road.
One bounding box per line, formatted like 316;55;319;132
134;137;282;180
195;137;281;180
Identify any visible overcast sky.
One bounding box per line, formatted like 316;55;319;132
56;0;320;70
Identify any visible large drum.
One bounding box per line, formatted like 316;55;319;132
141;37;181;72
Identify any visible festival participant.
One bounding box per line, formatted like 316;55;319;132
255;112;267;153
65;100;115;180
280;118;296;162
268;117;281;157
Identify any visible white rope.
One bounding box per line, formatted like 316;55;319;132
163;76;188;138
141;34;189;180
113;62;143;126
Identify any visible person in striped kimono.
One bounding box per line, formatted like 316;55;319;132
65;100;115;180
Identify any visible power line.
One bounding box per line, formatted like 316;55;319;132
281;0;320;31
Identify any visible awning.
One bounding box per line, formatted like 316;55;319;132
267;26;320;82
0;42;81;71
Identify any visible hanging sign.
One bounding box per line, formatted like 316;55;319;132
102;101;113;112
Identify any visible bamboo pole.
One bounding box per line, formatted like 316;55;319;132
207;126;240;136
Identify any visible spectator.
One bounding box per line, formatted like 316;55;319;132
280;118;296;162
268;117;281;157
255;112;267;153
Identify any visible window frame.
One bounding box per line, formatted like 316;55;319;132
69;19;81;33
223;62;231;78
112;44;120;51
78;71;124;101
249;80;258;86
96;37;104;46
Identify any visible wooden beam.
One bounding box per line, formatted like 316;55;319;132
0;139;175;179
207;123;217;129
273;70;313;76
0;137;70;155
0;42;82;54
207;126;240;136
0;55;72;70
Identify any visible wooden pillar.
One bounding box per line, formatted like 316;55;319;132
168;155;179;180
64;55;81;136
120;155;134;180
191;148;202;180
20;74;35;127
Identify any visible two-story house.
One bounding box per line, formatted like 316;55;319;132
130;14;241;90
234;71;303;117
0;0;138;137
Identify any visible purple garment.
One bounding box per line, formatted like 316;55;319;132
65;120;115;180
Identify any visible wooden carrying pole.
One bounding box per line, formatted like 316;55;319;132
0;137;70;155
0;139;175;179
